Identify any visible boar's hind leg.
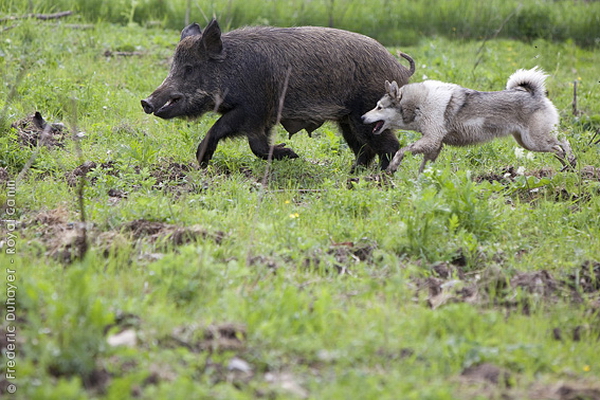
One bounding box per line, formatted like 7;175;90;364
338;121;376;172
347;113;399;171
248;128;299;160
368;128;400;171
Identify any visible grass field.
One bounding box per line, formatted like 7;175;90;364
2;0;600;46
1;7;600;400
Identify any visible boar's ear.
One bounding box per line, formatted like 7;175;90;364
201;18;223;58
181;23;202;41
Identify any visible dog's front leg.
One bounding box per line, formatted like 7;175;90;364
418;144;443;173
387;134;444;174
386;148;407;174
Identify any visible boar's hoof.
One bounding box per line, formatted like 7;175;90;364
271;143;299;160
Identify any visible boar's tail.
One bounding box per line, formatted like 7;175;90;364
398;52;416;77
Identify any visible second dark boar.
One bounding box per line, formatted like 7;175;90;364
141;19;415;171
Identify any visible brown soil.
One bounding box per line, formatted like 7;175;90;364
461;362;511;386
303;239;377;274
11;208;225;264
162;322;247;353
122;219;225;246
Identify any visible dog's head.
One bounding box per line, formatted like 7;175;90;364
362;80;411;135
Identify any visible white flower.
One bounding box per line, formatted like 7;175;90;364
514;147;525;159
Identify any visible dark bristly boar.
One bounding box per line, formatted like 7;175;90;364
141;19;415;171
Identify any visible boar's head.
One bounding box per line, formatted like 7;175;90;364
141;19;225;119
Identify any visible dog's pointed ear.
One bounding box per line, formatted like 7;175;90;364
388;81;402;100
385;80;392;93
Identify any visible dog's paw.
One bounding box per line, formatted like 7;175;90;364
385;164;398;176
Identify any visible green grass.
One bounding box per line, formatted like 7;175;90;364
2;0;600;47
1;13;600;400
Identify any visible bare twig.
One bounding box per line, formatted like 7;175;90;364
260;66;292;188
245;67;292;266
59;24;95;30
0;10;73;23
1;24;18;33
66;98;89;261
572;80;580;116
103;50;144;57
589;128;600;146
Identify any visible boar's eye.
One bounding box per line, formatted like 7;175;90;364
183;65;194;77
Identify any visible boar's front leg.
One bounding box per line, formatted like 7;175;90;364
196;109;246;167
196;109;298;167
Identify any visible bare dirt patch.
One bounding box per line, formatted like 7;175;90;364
162;322;247;353
65;159;201;196
150;161;202;195
415;260;600;315
475;166;558;184
474;165;600;203
0;167;9;183
527;381;600;400
25;207;89;263
8;208;226;264
303;239;378;274
122;219;225;246
460;362;511;386
567;260;600;293
65;161;120;187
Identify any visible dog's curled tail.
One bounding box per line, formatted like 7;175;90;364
506;66;549;97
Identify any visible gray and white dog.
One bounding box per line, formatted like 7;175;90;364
362;67;576;173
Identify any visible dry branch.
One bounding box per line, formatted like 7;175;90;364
0;10;73;23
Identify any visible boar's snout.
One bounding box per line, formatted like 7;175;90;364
141;93;184;118
141;98;155;114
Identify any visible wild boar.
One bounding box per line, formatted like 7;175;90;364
141;19;415;171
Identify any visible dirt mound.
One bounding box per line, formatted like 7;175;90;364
12;111;67;148
28;208;89;263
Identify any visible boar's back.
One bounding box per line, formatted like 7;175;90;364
219;26;412;130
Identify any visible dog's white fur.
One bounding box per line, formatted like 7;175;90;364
362;67;576;173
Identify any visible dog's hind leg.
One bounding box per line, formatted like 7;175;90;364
553;139;577;171
513;127;576;171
